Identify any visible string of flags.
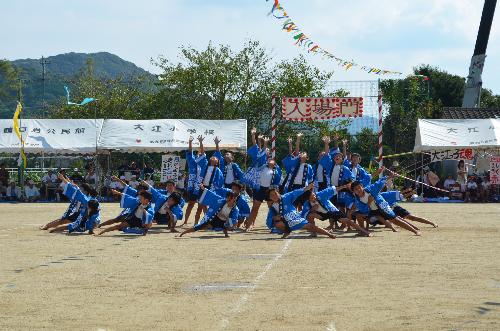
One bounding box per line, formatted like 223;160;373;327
64;86;96;106
266;0;403;76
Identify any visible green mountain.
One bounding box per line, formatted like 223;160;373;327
0;52;155;118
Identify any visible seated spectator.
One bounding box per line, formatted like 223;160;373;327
41;169;58;200
55;169;68;202
70;168;84;183
443;174;456;191
6;182;21;201
449;182;463;200
117;162;129;177
481;172;491;202
84;168;97;187
108;176;125;201
24;180;40;202
465;176;478;202
129;161;141;178
0;163;9;197
143;162;154;177
129;175;139;189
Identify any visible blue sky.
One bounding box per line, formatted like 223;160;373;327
2;0;499;93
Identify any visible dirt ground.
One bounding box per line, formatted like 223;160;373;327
0;202;499;331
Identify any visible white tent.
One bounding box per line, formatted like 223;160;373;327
0;119;104;154
0;119;247;154
414;118;500;151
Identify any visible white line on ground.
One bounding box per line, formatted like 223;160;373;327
220;239;292;330
326;321;337;331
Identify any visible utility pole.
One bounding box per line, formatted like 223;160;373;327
40;56;50;117
462;0;497;108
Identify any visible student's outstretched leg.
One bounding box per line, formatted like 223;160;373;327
48;224;68;233
302;223;336;239
273;221;291;238
339;218;372;237
194;204;206;226
40;218;69;230
97;217;122;228
376;216;398;232
179;222;209;237
405;214;437;228
94;222;128;236
183;201;196;226
391;217;421;236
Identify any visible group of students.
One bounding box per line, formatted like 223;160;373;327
40;129;437;238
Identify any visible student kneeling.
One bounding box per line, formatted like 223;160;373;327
179;185;239;238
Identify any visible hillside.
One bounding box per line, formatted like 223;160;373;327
0;52;155;118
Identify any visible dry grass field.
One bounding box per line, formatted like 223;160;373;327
1;202;499;331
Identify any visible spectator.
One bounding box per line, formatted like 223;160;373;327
457;160;468;192
129;161;141;178
443;174;456;191
41;169;58;200
24;180;40;202
129;175;139;189
143;162;154;177
423;166;440;198
481;173;491;202
70;168;84;183
108;176;125;200
84;168;97;187
6;181;21;201
55;170;68;202
0;163;9;196
117;162;129;177
465;176;478;202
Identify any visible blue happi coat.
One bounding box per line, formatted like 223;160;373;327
320;154;355;205
62;183;100;233
186;150;206;194
197;189;239;228
343;158;372;187
60;188;83;219
147;186;184;222
265;187;308;231
281;155;314;193
213;150;245;184
353;177;396;218
120;193;154;226
381;191;404;207
198;155;224;191
243;144;269;189
215;187;250;218
301;187;340;218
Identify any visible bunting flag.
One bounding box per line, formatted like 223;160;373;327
266;0;403;76
12;102;27;169
64;86;97;106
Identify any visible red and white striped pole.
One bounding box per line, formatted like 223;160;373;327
377;91;383;166
271;93;277;160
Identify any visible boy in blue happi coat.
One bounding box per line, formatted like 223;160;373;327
40;176;97;231
213;136;244;189
281;133;314;194
179;184;240;238
267;183;335;239
243;128;269;190
301;186;372;237
95;190;154;236
143;179;183;232
349;177;421;236
48;174;100;234
215;181;250;228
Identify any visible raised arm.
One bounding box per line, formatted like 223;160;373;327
263;136;270;151
295;133;303;155
251;127;257;146
197;135;205;155
214;136;221;152
332;133;339;150
111;175;127;188
188;136;194;152
322;136;331;154
342;138;348;157
287;137;293;156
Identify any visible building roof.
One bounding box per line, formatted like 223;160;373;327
441;107;500;119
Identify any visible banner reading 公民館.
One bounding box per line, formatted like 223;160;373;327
281;97;363;121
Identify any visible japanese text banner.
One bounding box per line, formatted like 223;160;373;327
282;97;363;121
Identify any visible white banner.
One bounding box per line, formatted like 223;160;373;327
490;156;500;185
0;119;103;154
429;148;474;162
161;154;181;183
282;97;363;121
414;119;500;151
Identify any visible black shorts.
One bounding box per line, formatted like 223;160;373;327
187;191;200;202
368;209;394;221
317;181;327;191
194;216;227;231
316;210;346;221
254;187;270;202
125;215;144;228
66;212;79;222
393;205;410;218
154;212;171;225
224;183;233;189
330;195;345;208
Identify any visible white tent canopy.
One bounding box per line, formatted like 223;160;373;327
414;118;500;152
0;119;247;154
